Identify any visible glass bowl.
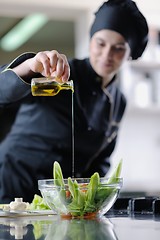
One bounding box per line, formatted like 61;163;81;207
38;177;123;219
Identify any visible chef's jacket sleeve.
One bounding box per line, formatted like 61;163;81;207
0;52;36;106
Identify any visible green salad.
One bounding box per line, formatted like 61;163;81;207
31;159;122;218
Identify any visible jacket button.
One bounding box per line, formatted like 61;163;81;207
87;126;92;131
105;131;109;137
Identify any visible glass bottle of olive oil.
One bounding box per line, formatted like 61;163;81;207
31;78;74;96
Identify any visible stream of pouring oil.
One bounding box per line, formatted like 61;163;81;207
71;91;75;178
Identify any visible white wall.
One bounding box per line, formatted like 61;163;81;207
110;106;160;194
1;0;160;29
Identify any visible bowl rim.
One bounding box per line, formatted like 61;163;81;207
38;177;123;181
38;177;123;189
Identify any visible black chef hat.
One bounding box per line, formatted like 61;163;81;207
90;0;149;59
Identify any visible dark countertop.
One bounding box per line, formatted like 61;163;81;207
1;196;160;239
0;212;160;240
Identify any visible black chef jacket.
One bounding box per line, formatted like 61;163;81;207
0;53;126;203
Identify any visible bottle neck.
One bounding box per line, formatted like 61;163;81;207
60;81;74;92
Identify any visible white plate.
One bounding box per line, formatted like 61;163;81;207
0;209;55;218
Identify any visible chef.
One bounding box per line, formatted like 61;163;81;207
0;0;148;203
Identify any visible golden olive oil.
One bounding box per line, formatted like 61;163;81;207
31;78;74;96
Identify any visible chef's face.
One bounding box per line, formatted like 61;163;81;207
89;29;130;81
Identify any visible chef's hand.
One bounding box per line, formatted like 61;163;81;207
13;50;70;83
28;50;70;82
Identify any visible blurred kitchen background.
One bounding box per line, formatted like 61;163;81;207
0;0;160;195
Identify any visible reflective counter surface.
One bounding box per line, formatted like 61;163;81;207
0;212;160;240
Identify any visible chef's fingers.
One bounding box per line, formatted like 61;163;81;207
48;52;70;82
32;51;51;76
61;60;70;82
56;54;70;82
46;50;58;73
31;50;70;81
